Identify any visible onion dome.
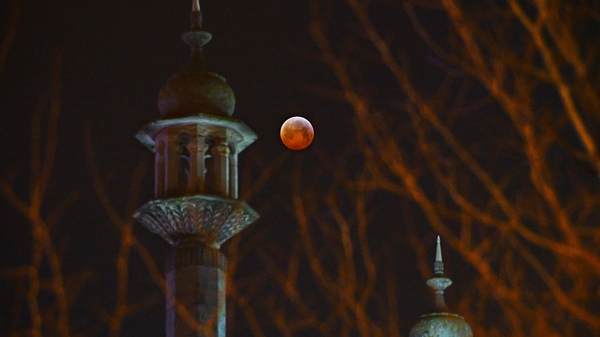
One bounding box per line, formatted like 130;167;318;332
157;0;235;119
409;236;473;337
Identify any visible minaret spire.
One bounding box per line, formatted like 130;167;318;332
426;236;452;311
182;0;212;72
154;0;236;119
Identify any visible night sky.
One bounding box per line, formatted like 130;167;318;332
2;0;599;336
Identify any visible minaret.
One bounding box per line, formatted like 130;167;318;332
409;236;473;337
134;1;258;336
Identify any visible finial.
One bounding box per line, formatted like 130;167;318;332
180;0;212;69
434;235;443;275
190;0;203;30
426;236;452;311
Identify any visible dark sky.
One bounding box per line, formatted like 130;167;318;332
3;0;600;335
0;0;458;335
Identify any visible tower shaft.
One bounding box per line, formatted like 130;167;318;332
166;238;226;337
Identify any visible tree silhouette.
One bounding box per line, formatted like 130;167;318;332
232;0;600;336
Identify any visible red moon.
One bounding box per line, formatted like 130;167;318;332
280;117;314;150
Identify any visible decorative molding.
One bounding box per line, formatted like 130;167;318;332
134;194;259;246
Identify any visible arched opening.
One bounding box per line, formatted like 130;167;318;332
204;136;217;195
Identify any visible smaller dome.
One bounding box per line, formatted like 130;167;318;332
409;236;473;337
409;313;473;337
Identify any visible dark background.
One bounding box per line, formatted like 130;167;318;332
3;0;598;335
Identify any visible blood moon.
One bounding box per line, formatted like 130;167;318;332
280;116;314;150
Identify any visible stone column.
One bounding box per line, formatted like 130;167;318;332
228;150;238;199
165;129;181;197
214;139;230;197
188;132;208;194
166;236;227;337
155;140;166;198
